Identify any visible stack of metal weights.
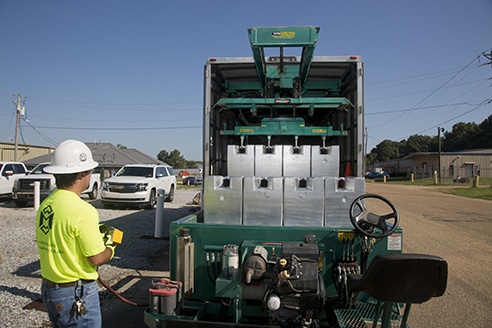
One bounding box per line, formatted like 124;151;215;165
203;144;365;227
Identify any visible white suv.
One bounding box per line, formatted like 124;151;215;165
101;164;176;209
0;161;28;198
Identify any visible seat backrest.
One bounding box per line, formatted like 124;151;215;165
348;253;448;303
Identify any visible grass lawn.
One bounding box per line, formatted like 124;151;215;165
440;185;492;200
366;176;492;201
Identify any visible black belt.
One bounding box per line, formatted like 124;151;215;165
43;278;95;288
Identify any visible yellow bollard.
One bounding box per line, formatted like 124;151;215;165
433;171;438;185
472;175;480;188
410;173;414;182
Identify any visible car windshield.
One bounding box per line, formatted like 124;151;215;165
117;166;154;177
31;163;50;174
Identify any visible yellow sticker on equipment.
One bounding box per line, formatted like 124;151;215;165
272;31;296;39
312;129;327;133
337;230;355;241
239;128;254;133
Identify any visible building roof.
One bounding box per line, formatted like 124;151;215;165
23;142;163;168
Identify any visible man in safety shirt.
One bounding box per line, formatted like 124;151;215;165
36;139;115;327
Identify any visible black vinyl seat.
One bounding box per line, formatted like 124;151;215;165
348;253;448;328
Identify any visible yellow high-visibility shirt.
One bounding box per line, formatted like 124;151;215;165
36;189;106;283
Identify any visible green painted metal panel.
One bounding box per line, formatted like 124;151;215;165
215;97;353;109
169;214;403;303
247;26;320;92
225;79;342;96
222;118;347;137
248;26;319;47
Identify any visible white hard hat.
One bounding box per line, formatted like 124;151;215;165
44;139;99;174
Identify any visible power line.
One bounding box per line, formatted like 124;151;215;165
377;80;490;134
29;125;202;131
22;119;59;146
366;66;478;91
386;55;481;125
366;49;491;150
366;77;489;102
366;102;480;116
29;96;201;106
26;114;202;124
413;99;492;135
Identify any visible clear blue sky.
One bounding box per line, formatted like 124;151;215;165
1;0;490;161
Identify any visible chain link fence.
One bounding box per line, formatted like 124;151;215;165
409;167;492;185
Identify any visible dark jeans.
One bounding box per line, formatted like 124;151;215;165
41;280;101;328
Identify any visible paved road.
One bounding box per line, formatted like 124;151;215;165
366;183;492;328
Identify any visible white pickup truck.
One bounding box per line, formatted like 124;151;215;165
0;161;28;198
101;163;176;209
12;162;101;207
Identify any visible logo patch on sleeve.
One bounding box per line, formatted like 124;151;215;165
39;205;54;235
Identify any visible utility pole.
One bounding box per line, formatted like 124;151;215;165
364;127;368;172
12;93;25;162
438;127;444;184
482;51;492;64
364;127;368;156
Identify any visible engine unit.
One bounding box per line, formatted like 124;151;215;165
240;240;325;325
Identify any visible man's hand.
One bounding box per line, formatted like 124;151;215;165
99;224;123;260
99;224;115;246
99;224;124;245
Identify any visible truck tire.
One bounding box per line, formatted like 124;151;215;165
88;183;98;200
146;189;157;209
165;185;175;202
14;200;28;207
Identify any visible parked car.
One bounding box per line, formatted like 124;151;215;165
0;161;28;198
182;176;202;185
101;164;176;209
365;171;390;179
12;162;101;207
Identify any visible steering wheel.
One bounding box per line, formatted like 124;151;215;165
349;193;399;238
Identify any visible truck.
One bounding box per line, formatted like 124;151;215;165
144;26;447;328
0;161;28;198
12;162;101;207
101;163;176;209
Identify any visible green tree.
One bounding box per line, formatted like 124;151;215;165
443;122;479;151
476;114;492;148
157;149;187;168
366;115;492;161
366;152;378;165
371;140;400;162
185;160;203;168
401;134;433;155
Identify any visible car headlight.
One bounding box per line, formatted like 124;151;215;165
102;181;109;191
135;183;148;192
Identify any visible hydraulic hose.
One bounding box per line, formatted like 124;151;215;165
97;275;149;307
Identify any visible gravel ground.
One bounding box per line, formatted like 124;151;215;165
0;188;200;328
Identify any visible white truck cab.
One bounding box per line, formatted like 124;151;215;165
0;161;28;198
12;162;101;207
